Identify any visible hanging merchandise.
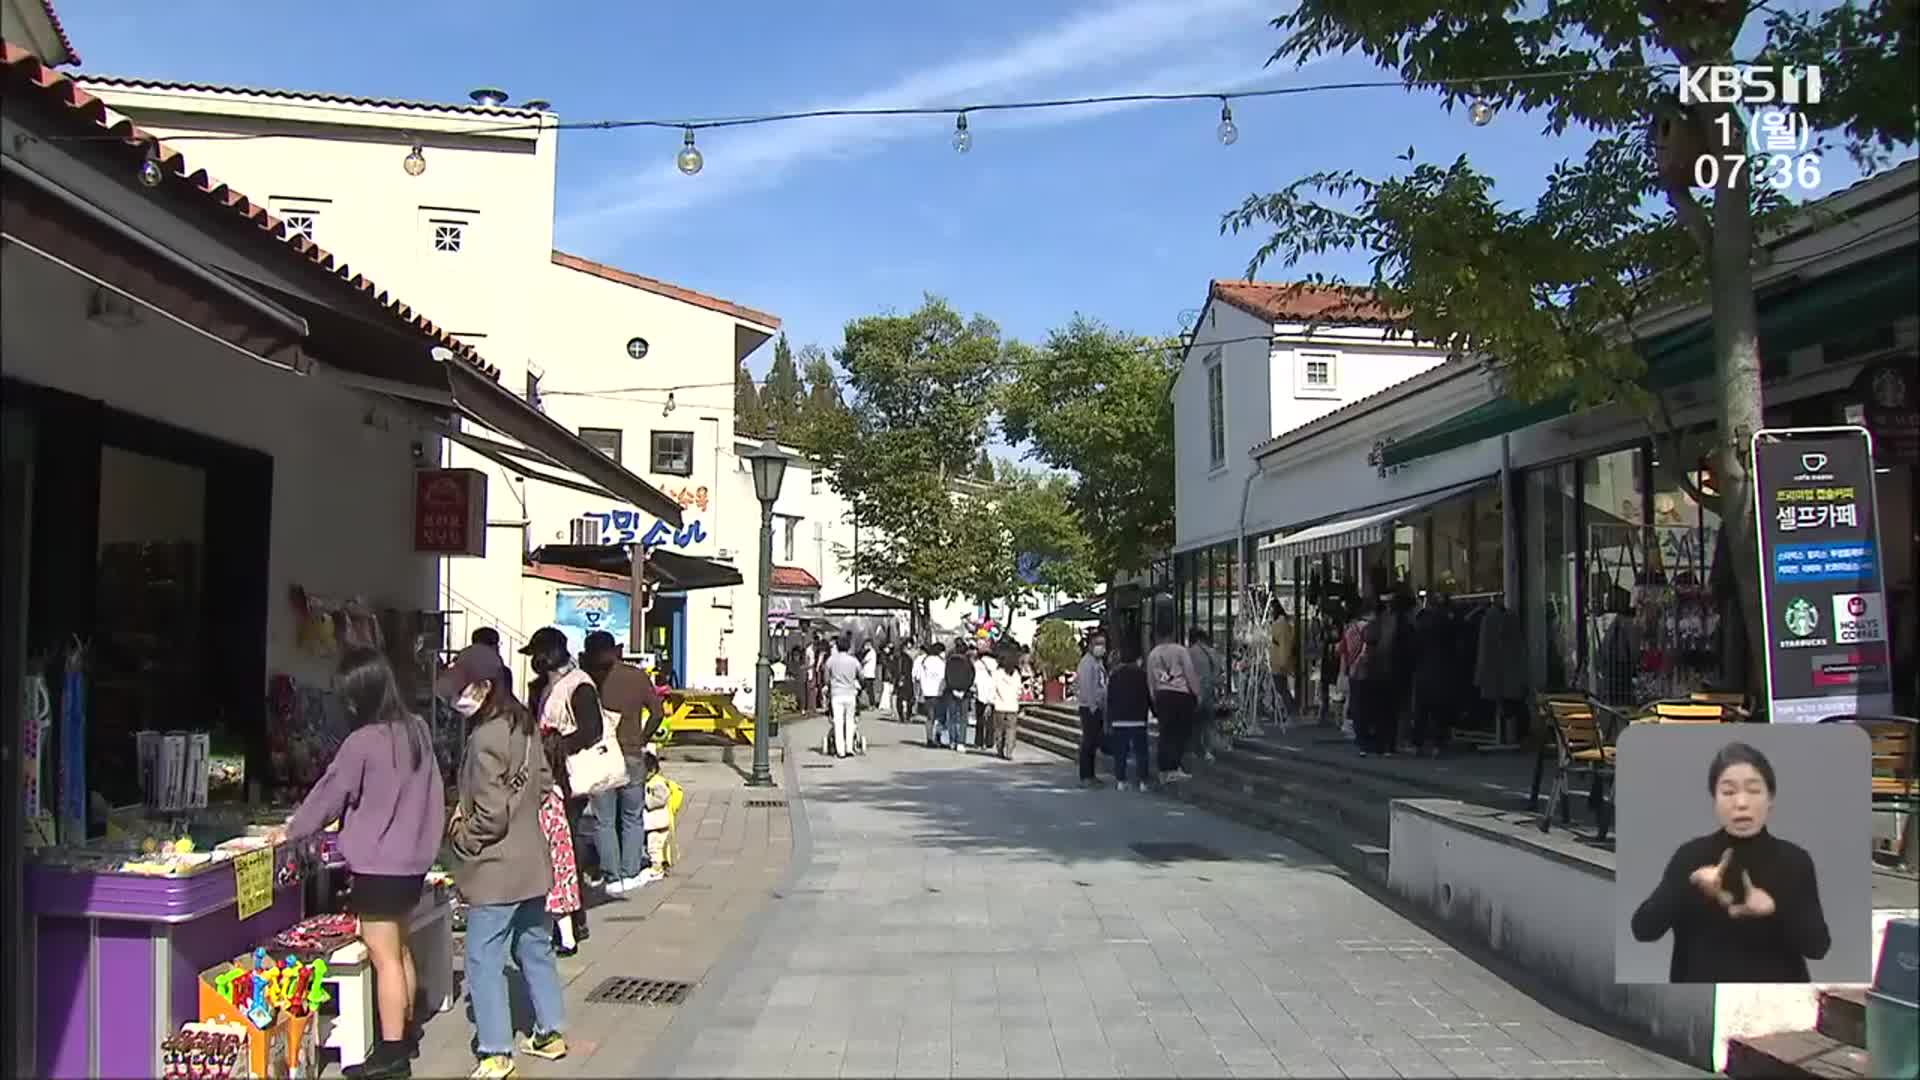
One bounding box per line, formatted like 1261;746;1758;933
289;586;336;657
22;669;51;830
58;640;88;845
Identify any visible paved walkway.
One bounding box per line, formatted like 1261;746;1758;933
412;756;791;1077
646;713;1701;1079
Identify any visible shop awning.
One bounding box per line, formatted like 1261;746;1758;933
818;588;913;612
1382;248;1920;467
527;544;743;591
1274;480;1494;559
1039;596;1108;622
212;268;685;526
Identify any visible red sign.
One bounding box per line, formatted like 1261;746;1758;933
413;469;487;557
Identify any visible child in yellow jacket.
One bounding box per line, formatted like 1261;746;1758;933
641;749;676;880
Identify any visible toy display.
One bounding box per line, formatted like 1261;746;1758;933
213;949;332;1031
162;1023;247;1080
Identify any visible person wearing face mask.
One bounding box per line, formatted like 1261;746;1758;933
1630;741;1830;983
446;663;570;1077
269;648;443;1078
1074;631;1110;788
519;627;612;956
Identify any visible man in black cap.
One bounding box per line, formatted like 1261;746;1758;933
581;630;668;892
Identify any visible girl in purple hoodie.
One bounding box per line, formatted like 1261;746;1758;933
270;648;445;1078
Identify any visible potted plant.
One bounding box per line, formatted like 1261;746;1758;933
1032;621;1080;704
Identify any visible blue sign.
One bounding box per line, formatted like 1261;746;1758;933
586;509;709;550
555;589;632;657
1773;541;1877;584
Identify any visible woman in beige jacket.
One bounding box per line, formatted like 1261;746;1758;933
447;672;570;1077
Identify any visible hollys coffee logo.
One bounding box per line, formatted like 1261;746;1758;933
1833;592;1886;644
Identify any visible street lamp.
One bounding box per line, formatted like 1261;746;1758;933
743;438;797;787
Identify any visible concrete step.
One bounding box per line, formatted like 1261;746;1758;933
1725;1030;1873;1079
1816;987;1868;1049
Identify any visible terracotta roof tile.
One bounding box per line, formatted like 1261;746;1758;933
76;72;543;118
552;251;780;330
1;41;501;382
771;566;821;591
1210;280;1400;328
39;0;79;65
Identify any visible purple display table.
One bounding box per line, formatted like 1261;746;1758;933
26;857;303;1079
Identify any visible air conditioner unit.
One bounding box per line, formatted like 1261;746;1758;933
812;522;824;541
569;516;603;546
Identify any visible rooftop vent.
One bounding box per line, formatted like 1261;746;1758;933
469;88;509;108
522;99;552;112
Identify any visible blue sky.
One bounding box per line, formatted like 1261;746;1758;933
54;1;1870;377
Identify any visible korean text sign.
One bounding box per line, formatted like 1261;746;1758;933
1752;431;1892;723
414;469;487;557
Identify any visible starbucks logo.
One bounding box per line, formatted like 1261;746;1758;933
1784;597;1819;637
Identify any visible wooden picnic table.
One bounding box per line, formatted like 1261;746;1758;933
655;689;755;746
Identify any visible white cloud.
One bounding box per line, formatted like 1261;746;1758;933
554;0;1273;243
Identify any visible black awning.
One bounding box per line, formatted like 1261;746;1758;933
818;588;913;612
212;268;450;392
1039;596;1108;622
528;545;742;591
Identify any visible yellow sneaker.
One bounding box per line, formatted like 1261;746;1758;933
516;1031;568;1060
469;1055;515;1079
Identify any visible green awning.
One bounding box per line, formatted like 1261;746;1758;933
1382;249;1919;467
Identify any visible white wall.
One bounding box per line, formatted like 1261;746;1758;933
1174;300;1273;554
1;245;439;686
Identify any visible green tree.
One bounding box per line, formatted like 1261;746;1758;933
1223;1;1915;691
1032;620;1081;680
817;296;1007;609
758;333;804;440
733;359;765;438
1000;318;1180;579
794;343;848;455
994;469;1099;606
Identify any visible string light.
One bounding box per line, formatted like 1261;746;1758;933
1468;99;1495;126
662;390;678;416
1216;101;1238;146
952;113;972;154
402;137;427;176
138;144;164;187
675;129;704;175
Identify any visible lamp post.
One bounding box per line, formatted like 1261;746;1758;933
743;439;795;787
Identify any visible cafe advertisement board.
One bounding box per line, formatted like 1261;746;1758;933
1750;427;1893;723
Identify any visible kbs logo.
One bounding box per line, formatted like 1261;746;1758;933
1832;593;1885;644
1678;65;1823;105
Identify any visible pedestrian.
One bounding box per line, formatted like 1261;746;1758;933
269;648;442;1078
942;639;976;752
640;749;675;879
444;658;569;1077
859;637;879;711
1348;596;1393;756
1074;631;1109;788
1146;624;1203;781
1411;593;1457;757
916;641;948;747
991;646;1024;759
1188;627;1223;763
1269;604;1297;727
581;631;666;894
811;636;831;714
892;639;918;724
436;627;507;703
825;635;862;757
522;627;614;955
1383;589;1419;754
972;645;997;750
1105;641;1153;791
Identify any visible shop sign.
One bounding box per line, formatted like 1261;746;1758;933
554;588;632;657
414;469;487;557
233;847;274;921
583;507;709;550
1751;428;1892;723
1851;360;1918;466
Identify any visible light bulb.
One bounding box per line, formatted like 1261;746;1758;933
403;139;427;176
662;391;677;416
1468;99;1494;127
676;130;704;175
952;113;972;154
1217;101;1238;146
138;146;164;188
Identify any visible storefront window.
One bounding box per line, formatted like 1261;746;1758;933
1471;486;1504;595
1645;448;1723;695
1523;463;1578;692
1428;499;1471;594
1583;446;1646;704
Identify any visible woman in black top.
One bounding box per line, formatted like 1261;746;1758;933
1629;741;1831;983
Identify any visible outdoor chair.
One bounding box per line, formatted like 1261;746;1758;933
1538;698;1623;840
1633;700;1731;725
1818;715;1919;872
1530;693;1591;812
1688;690;1754;721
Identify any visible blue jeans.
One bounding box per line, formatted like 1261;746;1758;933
593;760;650;880
465;897;567;1056
940;692;971;748
921;696;940;745
1110;726;1150;783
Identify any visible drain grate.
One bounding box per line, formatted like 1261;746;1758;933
1130;841;1231;863
584;977;695;1006
745;798;788;808
801;763;834;770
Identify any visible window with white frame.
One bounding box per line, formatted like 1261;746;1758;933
1295;350;1340;399
269;197;327;244
651;431;694;477
431;220;464;253
781;515;799;562
281;212;317;242
1205;351;1226;469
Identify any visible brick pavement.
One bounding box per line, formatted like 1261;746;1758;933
410;755;792;1077
645;712;1705;1080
